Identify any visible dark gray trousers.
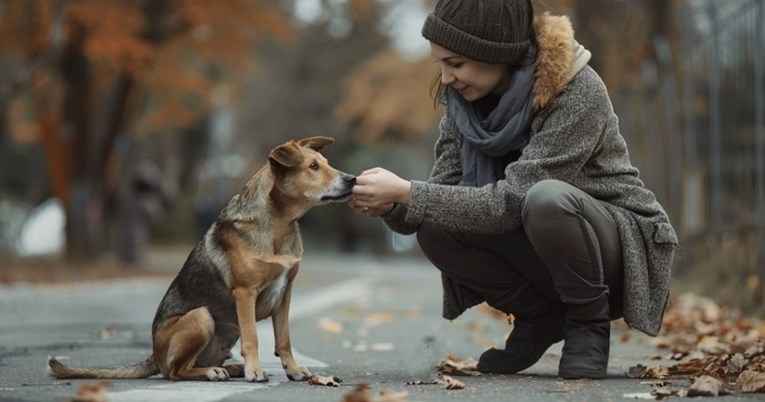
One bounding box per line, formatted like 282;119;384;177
417;179;624;319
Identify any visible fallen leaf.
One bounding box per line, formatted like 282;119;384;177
343;384;373;402
69;380;111;402
342;384;411;402
405;380;437;385
91;325;118;340
646;366;669;379
308;374;342;387
627;364;648;379
647;354;663;360
318;317;344;334
687;375;728;396
436;375;464;390
652;385;678;398
697;336;730;355
622;392;658;400
738;370;765;393
726;353;748;375
435;355;480;376
363;312;396;327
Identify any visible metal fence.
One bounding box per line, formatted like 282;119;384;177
614;0;764;282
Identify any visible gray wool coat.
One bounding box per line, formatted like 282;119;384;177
382;14;677;337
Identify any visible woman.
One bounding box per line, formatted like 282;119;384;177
349;0;677;379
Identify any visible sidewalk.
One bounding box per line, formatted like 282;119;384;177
0;250;758;401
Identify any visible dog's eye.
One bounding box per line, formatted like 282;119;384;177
309;161;319;170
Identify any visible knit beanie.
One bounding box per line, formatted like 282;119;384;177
422;0;533;65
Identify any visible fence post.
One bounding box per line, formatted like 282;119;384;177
655;36;681;228
755;0;765;281
707;2;722;234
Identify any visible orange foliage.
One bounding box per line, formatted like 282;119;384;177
338;51;442;142
0;1;53;54
67;0;153;76
349;0;376;20
0;0;293;136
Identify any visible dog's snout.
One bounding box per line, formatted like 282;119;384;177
344;175;357;185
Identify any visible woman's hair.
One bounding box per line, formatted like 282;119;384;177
428;0;539;109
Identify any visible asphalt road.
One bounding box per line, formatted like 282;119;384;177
0;251;758;402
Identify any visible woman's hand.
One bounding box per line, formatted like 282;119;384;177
349;167;410;217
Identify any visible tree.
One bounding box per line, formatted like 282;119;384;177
0;0;291;261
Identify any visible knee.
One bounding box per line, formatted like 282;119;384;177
522;179;576;225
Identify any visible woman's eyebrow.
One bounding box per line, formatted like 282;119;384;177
431;54;461;62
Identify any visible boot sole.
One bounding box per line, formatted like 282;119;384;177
558;368;607;380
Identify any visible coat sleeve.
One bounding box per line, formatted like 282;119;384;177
382;115;463;235
403;74;613;234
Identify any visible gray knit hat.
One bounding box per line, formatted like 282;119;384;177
422;0;533;65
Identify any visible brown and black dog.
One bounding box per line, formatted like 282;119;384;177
48;137;355;382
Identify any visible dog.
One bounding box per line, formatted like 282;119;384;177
48;136;355;382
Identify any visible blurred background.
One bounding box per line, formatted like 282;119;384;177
0;0;763;314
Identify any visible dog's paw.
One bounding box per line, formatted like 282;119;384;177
245;368;269;382
206;367;230;381
286;366;312;381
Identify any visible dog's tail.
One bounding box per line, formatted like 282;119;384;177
48;355;159;379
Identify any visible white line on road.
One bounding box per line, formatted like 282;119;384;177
107;276;376;402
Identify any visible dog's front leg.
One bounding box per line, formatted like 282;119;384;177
233;286;268;382
272;277;312;381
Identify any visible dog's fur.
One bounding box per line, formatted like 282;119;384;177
48;137;355;382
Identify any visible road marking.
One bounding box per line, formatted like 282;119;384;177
108;276;375;402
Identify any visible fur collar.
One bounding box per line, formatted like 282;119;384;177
532;13;590;111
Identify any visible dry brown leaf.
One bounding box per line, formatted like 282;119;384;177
636;293;765;396
318;317;344;334
363;312;396;327
436;375;465;390
687;375;728;397
405;380;437;385
726;353;748;375
435;355;480;376
343;384;373;402
646;366;669;379
627;364;648;379
627;364;669;380
69;380;111;402
697;336;731;355
91;325;118;340
341;384;410;402
738;370;765;393
308;374;342;387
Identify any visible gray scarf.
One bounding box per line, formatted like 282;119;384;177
447;47;537;187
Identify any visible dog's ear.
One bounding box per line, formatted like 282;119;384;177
297;136;334;152
269;142;304;168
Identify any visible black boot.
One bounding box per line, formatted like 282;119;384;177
477;282;566;374
558;293;611;379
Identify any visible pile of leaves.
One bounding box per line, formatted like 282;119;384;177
627;293;765;397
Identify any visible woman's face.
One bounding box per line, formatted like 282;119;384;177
430;42;510;102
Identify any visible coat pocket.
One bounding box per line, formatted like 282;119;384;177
653;222;678;244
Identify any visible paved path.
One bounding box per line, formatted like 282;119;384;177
0;251;756;401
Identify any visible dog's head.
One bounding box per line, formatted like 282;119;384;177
268;136;356;207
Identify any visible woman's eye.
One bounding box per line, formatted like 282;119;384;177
309;162;319;170
448;62;462;68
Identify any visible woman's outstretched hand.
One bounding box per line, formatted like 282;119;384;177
349;167;411;217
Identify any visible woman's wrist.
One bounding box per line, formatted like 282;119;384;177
398;180;412;204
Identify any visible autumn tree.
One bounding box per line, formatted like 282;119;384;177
0;0;291;261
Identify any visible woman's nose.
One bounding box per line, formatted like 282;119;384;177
441;67;455;85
